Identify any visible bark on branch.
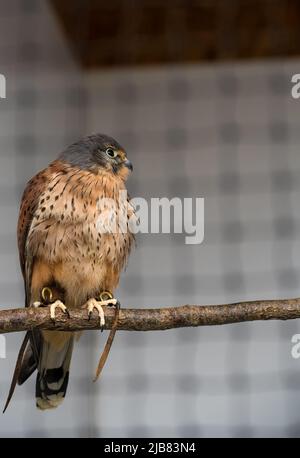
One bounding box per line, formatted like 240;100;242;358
0;297;300;334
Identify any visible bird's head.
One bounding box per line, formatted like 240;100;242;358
59;134;133;180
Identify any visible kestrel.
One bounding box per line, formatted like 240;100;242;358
4;134;135;411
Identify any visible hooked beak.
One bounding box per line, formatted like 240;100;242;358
124;159;133;172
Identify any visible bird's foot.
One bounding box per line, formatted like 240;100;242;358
34;287;69;322
49;300;70;322
83;296;118;332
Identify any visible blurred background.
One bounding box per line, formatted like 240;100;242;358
0;0;300;437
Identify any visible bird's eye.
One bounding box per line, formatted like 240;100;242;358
106;148;117;158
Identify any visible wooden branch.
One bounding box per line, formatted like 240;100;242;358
1;297;300;334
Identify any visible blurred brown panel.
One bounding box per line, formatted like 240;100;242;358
49;0;300;68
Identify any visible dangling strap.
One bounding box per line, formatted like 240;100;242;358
94;291;120;382
3;332;30;413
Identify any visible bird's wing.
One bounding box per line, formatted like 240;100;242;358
17;170;48;306
3;170;48;413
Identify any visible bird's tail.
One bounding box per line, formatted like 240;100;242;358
36;331;74;410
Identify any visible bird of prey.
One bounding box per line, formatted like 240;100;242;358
4;134;135;411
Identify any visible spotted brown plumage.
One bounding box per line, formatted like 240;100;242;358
4;134;135;411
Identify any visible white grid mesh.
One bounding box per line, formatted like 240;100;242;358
0;0;300;438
